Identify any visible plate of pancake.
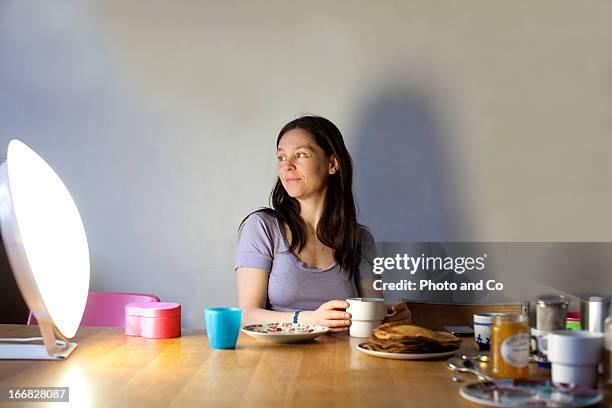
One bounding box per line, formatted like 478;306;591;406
357;322;462;360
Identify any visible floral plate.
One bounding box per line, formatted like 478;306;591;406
241;323;329;343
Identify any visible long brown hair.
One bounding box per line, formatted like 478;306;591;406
241;115;363;278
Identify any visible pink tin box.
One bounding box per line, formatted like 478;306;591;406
125;302;181;338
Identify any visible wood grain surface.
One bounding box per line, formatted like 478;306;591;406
0;325;609;408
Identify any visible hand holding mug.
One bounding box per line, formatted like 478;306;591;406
300;300;351;333
384;302;411;324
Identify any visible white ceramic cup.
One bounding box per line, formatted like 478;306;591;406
346;298;395;338
473;312;506;351
547;330;604;387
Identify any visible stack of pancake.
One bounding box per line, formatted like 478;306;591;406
361;322;462;353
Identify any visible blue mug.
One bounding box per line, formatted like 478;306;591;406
205;307;242;349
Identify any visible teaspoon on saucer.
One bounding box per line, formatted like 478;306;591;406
447;357;493;382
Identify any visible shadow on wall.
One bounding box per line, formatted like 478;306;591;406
349;85;612;306
351;84;470;242
351;83;475;303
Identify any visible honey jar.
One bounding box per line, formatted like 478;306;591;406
491;314;530;379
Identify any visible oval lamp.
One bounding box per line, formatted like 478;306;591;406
0;139;90;359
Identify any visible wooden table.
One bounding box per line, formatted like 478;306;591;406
0;324;610;407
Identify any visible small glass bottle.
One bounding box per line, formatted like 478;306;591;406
604;303;612;385
536;295;568;331
491;314;530;379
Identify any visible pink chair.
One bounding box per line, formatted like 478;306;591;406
27;292;160;328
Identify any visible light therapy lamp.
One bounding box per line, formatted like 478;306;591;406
0;140;90;360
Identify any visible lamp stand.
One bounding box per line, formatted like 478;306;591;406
0;320;77;360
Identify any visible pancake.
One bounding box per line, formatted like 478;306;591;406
361;323;461;354
373;323;462;347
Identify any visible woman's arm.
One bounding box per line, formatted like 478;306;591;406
237;267;294;324
236;267;352;332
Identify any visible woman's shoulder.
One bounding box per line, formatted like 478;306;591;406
235;210;280;269
243;209;277;223
240;209;280;238
358;225;376;247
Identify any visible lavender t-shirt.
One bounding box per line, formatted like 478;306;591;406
234;211;376;312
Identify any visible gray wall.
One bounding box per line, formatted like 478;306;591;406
1;1;611;328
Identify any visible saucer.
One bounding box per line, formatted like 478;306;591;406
459;379;603;407
241;323;328;343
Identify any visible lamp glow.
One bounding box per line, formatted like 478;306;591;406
0;139;90;359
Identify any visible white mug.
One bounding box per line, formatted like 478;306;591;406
346;298;395;338
547;330;603;387
473;312;506;351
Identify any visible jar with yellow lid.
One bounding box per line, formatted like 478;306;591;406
491;314;530;379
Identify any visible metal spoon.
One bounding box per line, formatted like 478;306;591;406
450;369;463;382
461;352;489;363
447;357;493;382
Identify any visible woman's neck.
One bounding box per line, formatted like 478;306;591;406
297;190;326;232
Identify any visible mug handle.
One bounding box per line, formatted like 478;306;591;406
529;335;544;358
386;309;397;318
529;335;537;354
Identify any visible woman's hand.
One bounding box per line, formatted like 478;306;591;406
383;302;411;324
300;300;351;333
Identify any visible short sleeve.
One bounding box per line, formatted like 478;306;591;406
234;212;275;272
354;227;377;281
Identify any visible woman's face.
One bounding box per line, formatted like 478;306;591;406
276;129;336;201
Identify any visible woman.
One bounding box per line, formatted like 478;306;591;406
235;115;410;332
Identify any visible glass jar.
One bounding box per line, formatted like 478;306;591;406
491;314;530;379
604;303;612;385
536;295;569;331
